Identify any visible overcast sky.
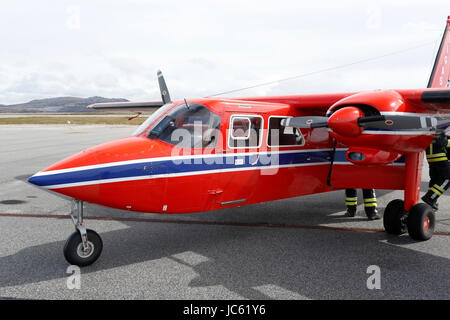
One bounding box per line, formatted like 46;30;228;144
0;0;449;104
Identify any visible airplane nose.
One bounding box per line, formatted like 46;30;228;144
28;136;169;212
28;147;100;192
28;173;49;187
27;136;160;208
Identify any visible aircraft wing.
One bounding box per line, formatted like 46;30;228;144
400;89;450;114
231;92;356;116
86;100;165;113
87;69;172;113
234;88;450;116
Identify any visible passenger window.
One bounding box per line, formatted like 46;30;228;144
268;117;304;147
230;118;251;139
229;115;262;148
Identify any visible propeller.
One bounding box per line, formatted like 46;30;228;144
282;106;437;138
157;70;171;104
283;116;329;128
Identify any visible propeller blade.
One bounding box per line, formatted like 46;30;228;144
360;114;437;131
284;112;438;132
282;116;329;128
435;118;450;131
157;70;171;104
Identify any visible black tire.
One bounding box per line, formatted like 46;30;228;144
64;229;103;267
407;203;435;241
383;199;407;235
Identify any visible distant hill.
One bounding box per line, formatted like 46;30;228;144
0;96;129;113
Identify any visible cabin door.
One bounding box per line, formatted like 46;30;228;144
209;112;264;208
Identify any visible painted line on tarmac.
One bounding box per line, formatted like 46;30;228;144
1;212;449;236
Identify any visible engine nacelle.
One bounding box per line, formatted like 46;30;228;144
327;91;435;155
346;147;402;165
326;90;406;115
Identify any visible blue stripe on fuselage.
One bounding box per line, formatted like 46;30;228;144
28;150;403;187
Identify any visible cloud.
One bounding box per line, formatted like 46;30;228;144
0;0;448;104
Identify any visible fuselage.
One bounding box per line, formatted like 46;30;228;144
29;92;438;214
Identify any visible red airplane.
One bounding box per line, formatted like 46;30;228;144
29;17;450;266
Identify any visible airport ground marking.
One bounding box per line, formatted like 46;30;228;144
1;212;450;236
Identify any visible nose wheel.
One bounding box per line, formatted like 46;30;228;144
383;199;435;240
64;200;103;266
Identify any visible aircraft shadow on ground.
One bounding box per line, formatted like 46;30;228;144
1;211;449;299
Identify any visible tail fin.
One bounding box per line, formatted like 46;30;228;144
428;16;450;88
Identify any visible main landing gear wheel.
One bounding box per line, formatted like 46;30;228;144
64;229;103;267
383;199;407;235
407;203;435;241
65;199;103;266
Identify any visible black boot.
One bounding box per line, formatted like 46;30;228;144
366;208;381;220
345;206;356;217
421;194;439;210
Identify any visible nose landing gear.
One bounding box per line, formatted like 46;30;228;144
63;199;103;266
383;199;436;241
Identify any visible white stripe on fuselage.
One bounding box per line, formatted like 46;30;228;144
41;162;333;189
33;148;342;177
40;161;405;190
35;148;405;190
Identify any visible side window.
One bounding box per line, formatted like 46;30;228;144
268;117;304;147
229;115;263;148
230;117;251;139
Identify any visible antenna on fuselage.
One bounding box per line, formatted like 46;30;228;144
157;70;172;104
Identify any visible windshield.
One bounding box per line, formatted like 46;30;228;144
132;103;174;136
148;103;221;148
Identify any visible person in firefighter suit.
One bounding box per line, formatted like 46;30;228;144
345;188;380;220
421;131;450;209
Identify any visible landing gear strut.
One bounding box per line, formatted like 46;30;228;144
382;151;436;241
383;199;436;241
63;199;103;266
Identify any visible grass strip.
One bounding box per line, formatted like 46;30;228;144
0;117;147;125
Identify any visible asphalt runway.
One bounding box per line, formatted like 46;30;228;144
0;124;449;299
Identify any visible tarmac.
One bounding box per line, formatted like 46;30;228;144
0;124;449;299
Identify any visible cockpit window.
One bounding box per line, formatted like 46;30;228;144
148;103;221;148
132;103;174;136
